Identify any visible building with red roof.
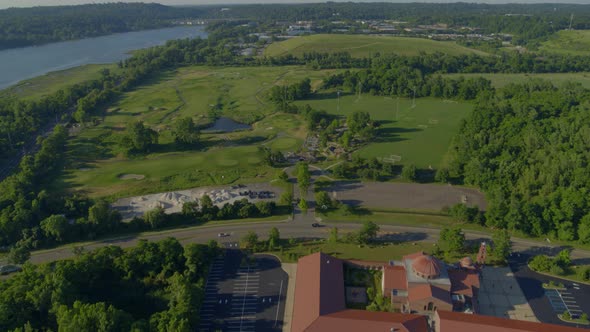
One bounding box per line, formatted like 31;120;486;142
435;310;585;332
290;252;586;332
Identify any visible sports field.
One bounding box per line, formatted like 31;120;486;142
540;30;590;56
264;34;488;57
295;94;472;168
61;66;341;198
1;64;116;100
444;72;590;89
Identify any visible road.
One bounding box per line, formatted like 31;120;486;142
28;213;590;265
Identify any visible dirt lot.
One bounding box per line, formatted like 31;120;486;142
111;183;282;220
324;182;487;211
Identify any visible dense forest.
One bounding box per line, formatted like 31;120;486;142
449;81;590;242
3;2;590;49
0;238;219;332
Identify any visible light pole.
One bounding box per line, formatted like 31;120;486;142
337;90;341;113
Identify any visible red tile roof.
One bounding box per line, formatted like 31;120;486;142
408;284;452;304
291;252;346;332
291;252;430;332
384;265;408;291
436;310;586;332
412;254;443;278
448;269;480;298
307;309;429;332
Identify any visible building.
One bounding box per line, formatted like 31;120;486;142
434;310;585;332
383;252;479;314
291;252;429;332
291;252;586;332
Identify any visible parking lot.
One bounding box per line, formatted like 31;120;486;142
198;250;288;332
510;254;590;329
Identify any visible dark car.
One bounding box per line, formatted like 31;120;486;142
0;265;22;275
312;223;321;227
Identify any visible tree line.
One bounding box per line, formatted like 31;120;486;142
0;237;219;332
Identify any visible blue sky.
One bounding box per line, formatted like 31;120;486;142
0;0;587;10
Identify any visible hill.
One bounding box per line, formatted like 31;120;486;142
264;34;489;58
539;30;590;56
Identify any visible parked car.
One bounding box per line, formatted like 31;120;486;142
0;265;22;275
217;233;230;237
312;223;321;228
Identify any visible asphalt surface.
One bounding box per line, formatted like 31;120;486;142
197;250;287;332
509;254;590;329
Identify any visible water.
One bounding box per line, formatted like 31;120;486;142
203;117;252;133
0;26;208;90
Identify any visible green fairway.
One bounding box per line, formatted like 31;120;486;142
540;30;590;56
444;72;590;89
1;64;116;100
296;95;472;168
264;34;488;57
60;66;346;198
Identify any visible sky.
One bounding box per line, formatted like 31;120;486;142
0;0;587;9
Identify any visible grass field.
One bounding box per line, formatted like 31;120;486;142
264;34;488;58
540;30;590;56
296;95;472;168
444;72;590;89
1;64;116;100
60;66;342;198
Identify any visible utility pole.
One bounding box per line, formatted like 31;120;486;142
569;14;574;30
337;90;341;113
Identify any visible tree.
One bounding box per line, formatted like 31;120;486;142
181;201;199;217
357;220;379;244
7;244;30;264
555;249;571;268
40;214;69;242
491;229;511;262
172;117;200;146
578;214;590;244
200;194;214;213
528;255;553;272
557;221;576;241
347;111;371;135
297;162;311;193
56;301;131;332
315;191;332;210
435;168;450;183
329;227;339;243
242;231;259;251
144;206;166;229
279;191;293;206
87;200;121;234
121;121;158;153
401;164;417;182
255;201;273;216
268;227;280;250
438;226;465;254
298;198;308;212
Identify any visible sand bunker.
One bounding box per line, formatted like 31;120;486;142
119;174;146;180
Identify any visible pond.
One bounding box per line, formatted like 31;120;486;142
203;117;252;133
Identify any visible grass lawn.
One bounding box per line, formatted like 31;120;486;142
264;34;488;58
296;95;472;168
444;72;590;89
267;240;433;263
59;66;345;198
540;30;590;56
1;64;116;100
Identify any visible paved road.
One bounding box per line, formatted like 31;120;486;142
509;254;590;329
27;215;590;265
